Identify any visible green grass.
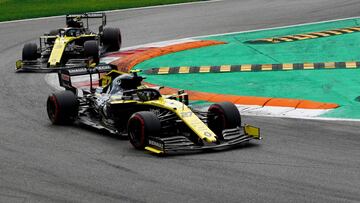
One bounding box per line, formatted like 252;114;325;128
0;0;204;22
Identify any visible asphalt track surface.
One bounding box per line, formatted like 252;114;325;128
1;0;360;202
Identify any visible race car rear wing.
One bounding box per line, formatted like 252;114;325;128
58;64;113;92
66;12;106;33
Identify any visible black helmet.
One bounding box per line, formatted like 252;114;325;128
109;74;143;94
120;74;143;89
66;17;83;28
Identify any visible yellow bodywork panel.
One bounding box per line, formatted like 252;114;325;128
244;125;261;139
110;97;218;143
48;34;97;67
99;70;126;87
145;146;164;154
15;60;23;70
100;75;112;87
49;37;70;66
168;100;218;143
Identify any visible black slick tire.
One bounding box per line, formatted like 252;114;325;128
47;90;79;125
102;27;121;52
127;111;161;150
84;40;99;64
207;102;241;139
22;43;38;60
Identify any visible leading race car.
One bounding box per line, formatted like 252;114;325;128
16;13;121;72
46;65;261;155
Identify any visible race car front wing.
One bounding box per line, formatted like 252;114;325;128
145;125;261;155
16;58;98;73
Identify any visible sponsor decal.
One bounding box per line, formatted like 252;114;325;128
149;109;161;116
96;65;112;72
166;101;174;105
55;44;63;49
192;120;209;131
68;67;87;73
149;140;163;149
180;112;192;117
204;132;212;137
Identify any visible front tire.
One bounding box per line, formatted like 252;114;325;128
207;102;241;139
127;111;161;150
47;91;79;125
22;43;39;61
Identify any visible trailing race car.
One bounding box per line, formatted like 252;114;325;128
46;66;261;155
16;13;121;72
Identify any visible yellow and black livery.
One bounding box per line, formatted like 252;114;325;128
16;13;121;72
47;66;261;155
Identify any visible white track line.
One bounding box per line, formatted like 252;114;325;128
243;113;360;122
0;0;224;25
192;16;360;39
123;15;360;50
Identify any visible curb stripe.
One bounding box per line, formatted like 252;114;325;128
346;62;357;68
110;40;225;72
106;37;340;111
72;80;339;110
144;61;360;75
246;26;360;43
142;83;339;110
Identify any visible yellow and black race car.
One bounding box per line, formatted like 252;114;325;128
46;66;261;155
16;13;121;72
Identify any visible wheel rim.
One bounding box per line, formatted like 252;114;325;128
128;115;145;148
47;96;59;123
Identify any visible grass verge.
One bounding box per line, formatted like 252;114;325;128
0;0;205;22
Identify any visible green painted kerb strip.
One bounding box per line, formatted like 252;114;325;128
144;61;360;75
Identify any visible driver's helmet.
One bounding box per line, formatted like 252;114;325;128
66;17;83;28
109;74;143;94
65;28;80;37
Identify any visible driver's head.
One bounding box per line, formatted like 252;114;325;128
115;74;143;90
66;17;83;28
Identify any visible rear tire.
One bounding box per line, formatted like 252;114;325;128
127;111;161;150
22;43;38;60
47;91;79;125
84;40;99;64
102;27;121;52
207;102;241;139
